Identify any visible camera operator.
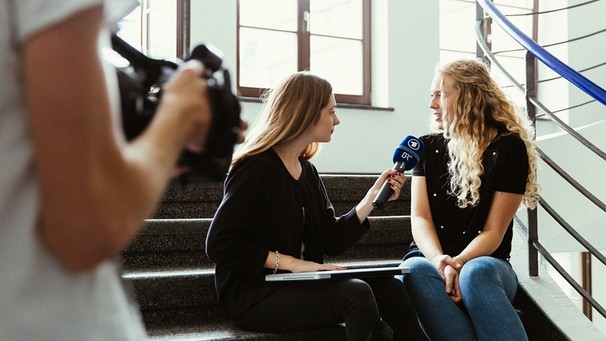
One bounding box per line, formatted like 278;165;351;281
0;1;244;339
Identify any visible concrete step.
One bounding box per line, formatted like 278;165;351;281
120;173;577;340
123;269;218;328
122;219;209;271
125;259;404;332
153;175;410;219
122;216;413;272
121;211;413;339
146;321;346;341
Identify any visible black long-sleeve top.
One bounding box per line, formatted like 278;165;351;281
410;132;529;260
206;148;370;318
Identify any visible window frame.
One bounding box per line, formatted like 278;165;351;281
236;0;371;105
130;0;190;59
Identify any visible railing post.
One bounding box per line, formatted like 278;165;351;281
475;1;492;60
582;252;593;320
525;51;539;277
528;207;538;276
176;0;191;59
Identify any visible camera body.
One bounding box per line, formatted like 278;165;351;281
111;34;241;183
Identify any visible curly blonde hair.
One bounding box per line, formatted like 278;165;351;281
438;59;540;209
231;71;332;166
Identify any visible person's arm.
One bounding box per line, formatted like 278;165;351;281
24;5;211;272
410;176;453;268
453;191;523;264
355;169;406;222
442;191;522;303
453;135;528;265
411;175;463;301
411;175;462;277
263;251;346;273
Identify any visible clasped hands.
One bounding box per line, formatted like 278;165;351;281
431;254;465;303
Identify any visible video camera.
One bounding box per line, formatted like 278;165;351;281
110;33;241;183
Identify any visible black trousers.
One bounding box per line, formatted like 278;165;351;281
233;277;424;341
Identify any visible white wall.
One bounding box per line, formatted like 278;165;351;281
189;0;440;174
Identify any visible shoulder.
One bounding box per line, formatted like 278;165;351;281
495;133;527;155
498;132;524;144
419;132;444;142
234;149;277;168
418;133;447;156
490;133;529;178
413;133;446;176
228;149;283;182
419;133;446;148
301;158;319;177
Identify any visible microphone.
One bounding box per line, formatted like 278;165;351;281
372;135;425;209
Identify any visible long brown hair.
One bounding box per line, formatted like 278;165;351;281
231;71;333;166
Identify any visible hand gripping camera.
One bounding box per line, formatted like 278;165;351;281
110;34;241;183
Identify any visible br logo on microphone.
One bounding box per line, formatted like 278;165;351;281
407;139;422;151
399;151;414;162
399;138;422;162
373;135;425;209
395;135;423;167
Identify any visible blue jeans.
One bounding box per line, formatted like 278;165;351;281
398;250;527;341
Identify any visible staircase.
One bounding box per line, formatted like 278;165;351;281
121;174;569;340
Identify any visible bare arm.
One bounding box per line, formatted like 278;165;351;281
263;252;346;273
410;177;444;261
442;191;522;303
24;5;211;272
454;191;523;263
412;176;463;301
410;176;462;274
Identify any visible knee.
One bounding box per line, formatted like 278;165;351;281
460;257;518;299
340;278;375;303
402;257;435;283
369;275;404;289
402;256;432;270
459;257;499;284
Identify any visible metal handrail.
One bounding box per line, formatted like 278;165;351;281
536;148;606;213
476;0;606;105
475;0;606;321
531;234;606;317
474;22;606;162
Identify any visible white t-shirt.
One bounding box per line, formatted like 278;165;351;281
0;0;146;339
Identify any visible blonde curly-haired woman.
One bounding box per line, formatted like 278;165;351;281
399;59;540;341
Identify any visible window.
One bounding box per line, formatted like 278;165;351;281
237;0;371;105
115;0;189;60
